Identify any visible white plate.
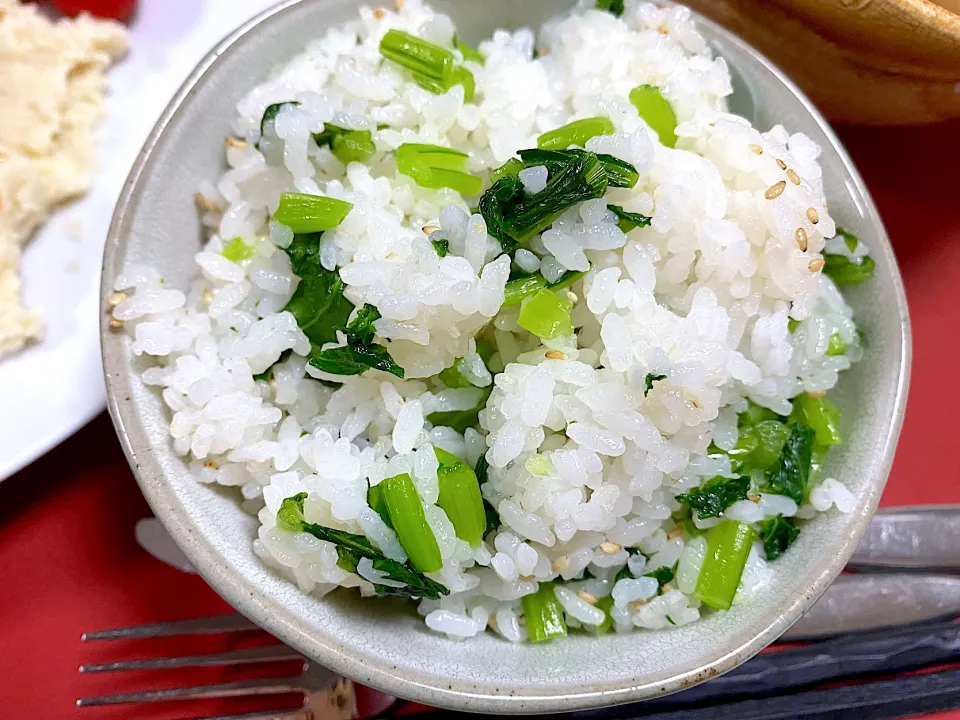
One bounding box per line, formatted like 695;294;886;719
0;0;278;481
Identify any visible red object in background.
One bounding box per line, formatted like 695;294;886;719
0;120;958;719
52;0;136;22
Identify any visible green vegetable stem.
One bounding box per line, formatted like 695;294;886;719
522;582;568;642
695;520;755;610
502;268;586;307
396;143;482;195
379;29;455;80
272;192;353;234
517;288;574;340
629;84;678;148
379;30;475;101
434;447;487;547
537;116;615;150
376;473;443;573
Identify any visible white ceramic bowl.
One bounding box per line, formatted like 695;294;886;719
101;0;910;713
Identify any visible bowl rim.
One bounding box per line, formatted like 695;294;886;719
100;0;911;712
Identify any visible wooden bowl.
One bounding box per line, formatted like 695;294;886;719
683;0;960;125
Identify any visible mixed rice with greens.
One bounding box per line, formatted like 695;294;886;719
111;0;875;641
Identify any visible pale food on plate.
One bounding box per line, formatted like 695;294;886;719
110;0;877;642
0;0;126;358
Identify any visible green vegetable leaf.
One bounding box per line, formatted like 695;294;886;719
676;476;750;519
759;424;815;504
739;401;783;428
822;253;875;286
732;420;791;471
759;514;800;561
596;0;625;16
221;237;254;263
516;148;638;188
826;333;846;356
277;492;308;532
644;373;667;395
311;123;376;164
427;386;492;433
614;563;633;584
282;234;354;346
645;566;675;593
431;238;450;257
608;205;652;233
277;493;448;599
343;303;379;346
438;359;473;388
308;303;404;379
490;157;523;183
836;226;859;253
260;101;299;137
478;175;525;252
595;154;639;188
479;150;608;250
474;455;500;536
593;594;615;634
475;453;488;486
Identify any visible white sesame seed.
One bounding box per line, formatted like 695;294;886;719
765;180;786;200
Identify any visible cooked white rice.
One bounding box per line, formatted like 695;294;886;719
112;0;864;641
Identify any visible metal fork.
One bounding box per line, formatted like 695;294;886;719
77;614;388;719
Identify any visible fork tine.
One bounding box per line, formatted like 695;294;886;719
81;614;258;641
75;676;305;707
79;644;303;673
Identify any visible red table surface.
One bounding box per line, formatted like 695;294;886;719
2;122;959;719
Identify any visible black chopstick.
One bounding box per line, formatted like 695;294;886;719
417;621;960;720
623;619;960;711
620;667;960;720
